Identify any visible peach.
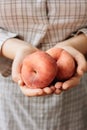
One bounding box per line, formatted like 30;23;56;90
47;48;76;81
21;50;58;89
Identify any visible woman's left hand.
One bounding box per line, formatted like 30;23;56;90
47;46;87;95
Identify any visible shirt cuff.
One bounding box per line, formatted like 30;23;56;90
0;28;18;77
0;28;18;49
71;27;87;37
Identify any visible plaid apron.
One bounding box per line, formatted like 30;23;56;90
0;0;87;130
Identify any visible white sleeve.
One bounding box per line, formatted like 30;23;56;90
0;28;18;77
0;28;18;47
71;27;87;37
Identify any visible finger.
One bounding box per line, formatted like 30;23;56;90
54;89;62;95
18;79;25;86
12;51;28;82
55;82;63;89
20;86;44;97
43;87;53;95
50;86;56;91
62;74;81;90
54;82;63;95
75;53;87;75
61;46;87;75
12;56;22;82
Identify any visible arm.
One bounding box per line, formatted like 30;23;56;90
56;33;87;72
1;38;37;59
56;33;87;55
47;33;87;94
58;34;87;91
1;38;54;96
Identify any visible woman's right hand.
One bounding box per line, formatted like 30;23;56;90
9;39;54;97
13;48;55;96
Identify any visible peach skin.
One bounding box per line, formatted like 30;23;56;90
21;50;58;89
47;48;76;81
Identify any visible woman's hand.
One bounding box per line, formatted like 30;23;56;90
18;79;55;96
46;33;87;95
10;40;55;97
47;45;87;95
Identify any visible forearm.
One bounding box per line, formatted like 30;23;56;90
1;38;37;59
56;34;87;55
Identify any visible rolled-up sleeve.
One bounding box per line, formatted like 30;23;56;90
0;28;18;77
71;27;87;37
71;27;87;61
0;28;18;48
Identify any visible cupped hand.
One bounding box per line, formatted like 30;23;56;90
58;46;87;90
47;46;87;94
12;47;56;97
18;79;55;96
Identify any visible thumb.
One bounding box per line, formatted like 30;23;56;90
12;56;22;83
60;46;87;75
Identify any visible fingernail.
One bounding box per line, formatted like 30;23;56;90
62;85;69;90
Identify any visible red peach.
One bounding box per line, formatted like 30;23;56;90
47;48;76;81
21;50;58;89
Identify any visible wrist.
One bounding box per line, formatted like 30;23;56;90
55;34;87;55
1;38;38;59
